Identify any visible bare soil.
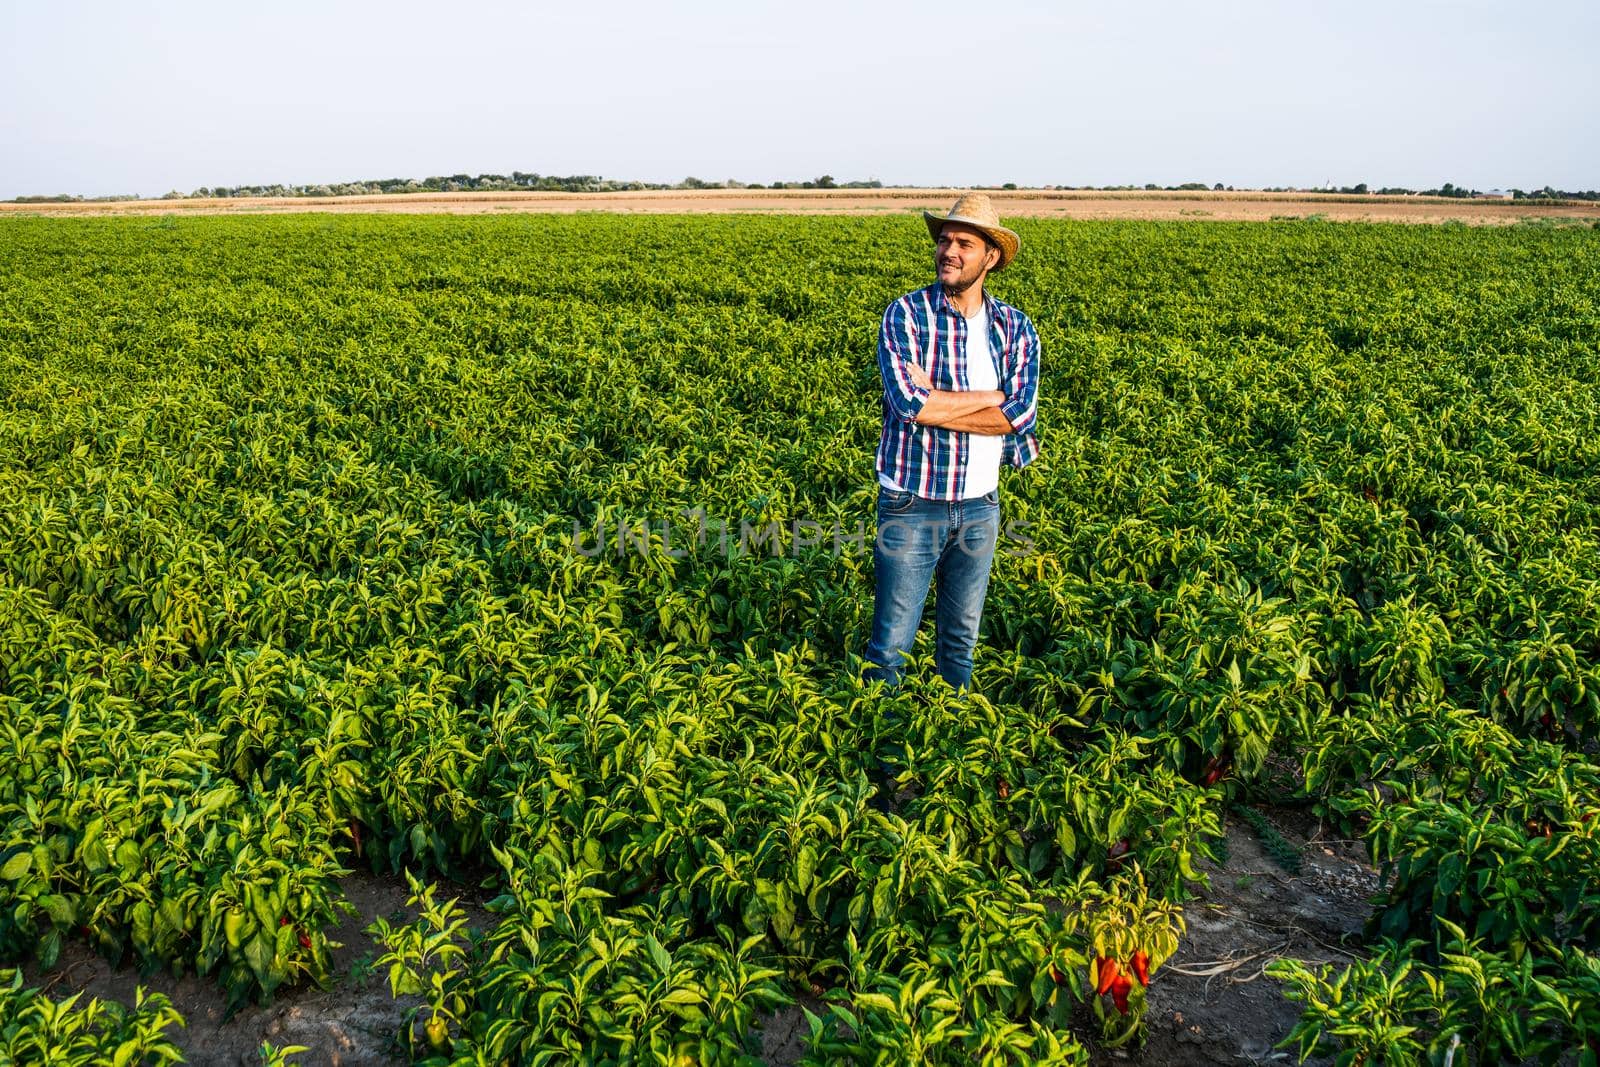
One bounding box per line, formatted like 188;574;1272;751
21;809;1374;1065
5;188;1598;226
1108;808;1377;1066
22;874;426;1066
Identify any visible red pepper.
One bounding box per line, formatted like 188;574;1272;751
279;916;291;927
996;777;1011;800
1095;956;1119;996
1200;753;1230;785
1131;949;1150;987
1049;962;1066;986
1110;974;1133;1015
299;931;312;949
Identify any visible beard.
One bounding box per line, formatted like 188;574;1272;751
938;256;987;297
934;252;985;299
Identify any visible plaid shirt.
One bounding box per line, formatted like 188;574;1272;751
876;283;1041;500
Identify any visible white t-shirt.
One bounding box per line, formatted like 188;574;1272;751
958;307;1002;498
878;306;1004;498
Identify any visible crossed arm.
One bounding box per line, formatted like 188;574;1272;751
902;362;1016;435
877;301;1037;437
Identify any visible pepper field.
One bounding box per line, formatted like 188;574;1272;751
1;214;1597;1064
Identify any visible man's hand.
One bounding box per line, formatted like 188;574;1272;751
906;361;933;392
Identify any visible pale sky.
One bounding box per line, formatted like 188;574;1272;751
2;0;1595;200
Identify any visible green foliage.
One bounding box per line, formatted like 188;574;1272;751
256;1041;311;1066
0;214;1596;1059
1270;929;1600;1065
1296;706;1600;952
0;969;184;1066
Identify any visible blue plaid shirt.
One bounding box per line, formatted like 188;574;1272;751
876;283;1041;500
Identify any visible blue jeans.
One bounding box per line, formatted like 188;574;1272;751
863;486;1001;692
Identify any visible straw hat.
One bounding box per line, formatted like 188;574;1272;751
924;193;1020;271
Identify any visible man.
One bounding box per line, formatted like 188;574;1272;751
863;192;1041;692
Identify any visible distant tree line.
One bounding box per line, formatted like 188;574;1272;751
1485;185;1597;201
159;173;882;199
1085;183;1236;192
675;175;881;190
11;176;1595;203
1275;181;1599;201
1368;182;1597;201
170;173;657;198
12;193;141;203
1070;182;1597;200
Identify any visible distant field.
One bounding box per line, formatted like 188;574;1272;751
6;186;1600;225
1;215;1596;1064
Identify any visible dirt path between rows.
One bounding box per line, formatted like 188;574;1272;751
6;188;1599;226
23;875;423;1065
22;809;1373;1065
1118;808;1374;1066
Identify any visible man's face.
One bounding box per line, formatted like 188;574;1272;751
936;222;998;294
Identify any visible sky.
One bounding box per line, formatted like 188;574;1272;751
2;0;1596;200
